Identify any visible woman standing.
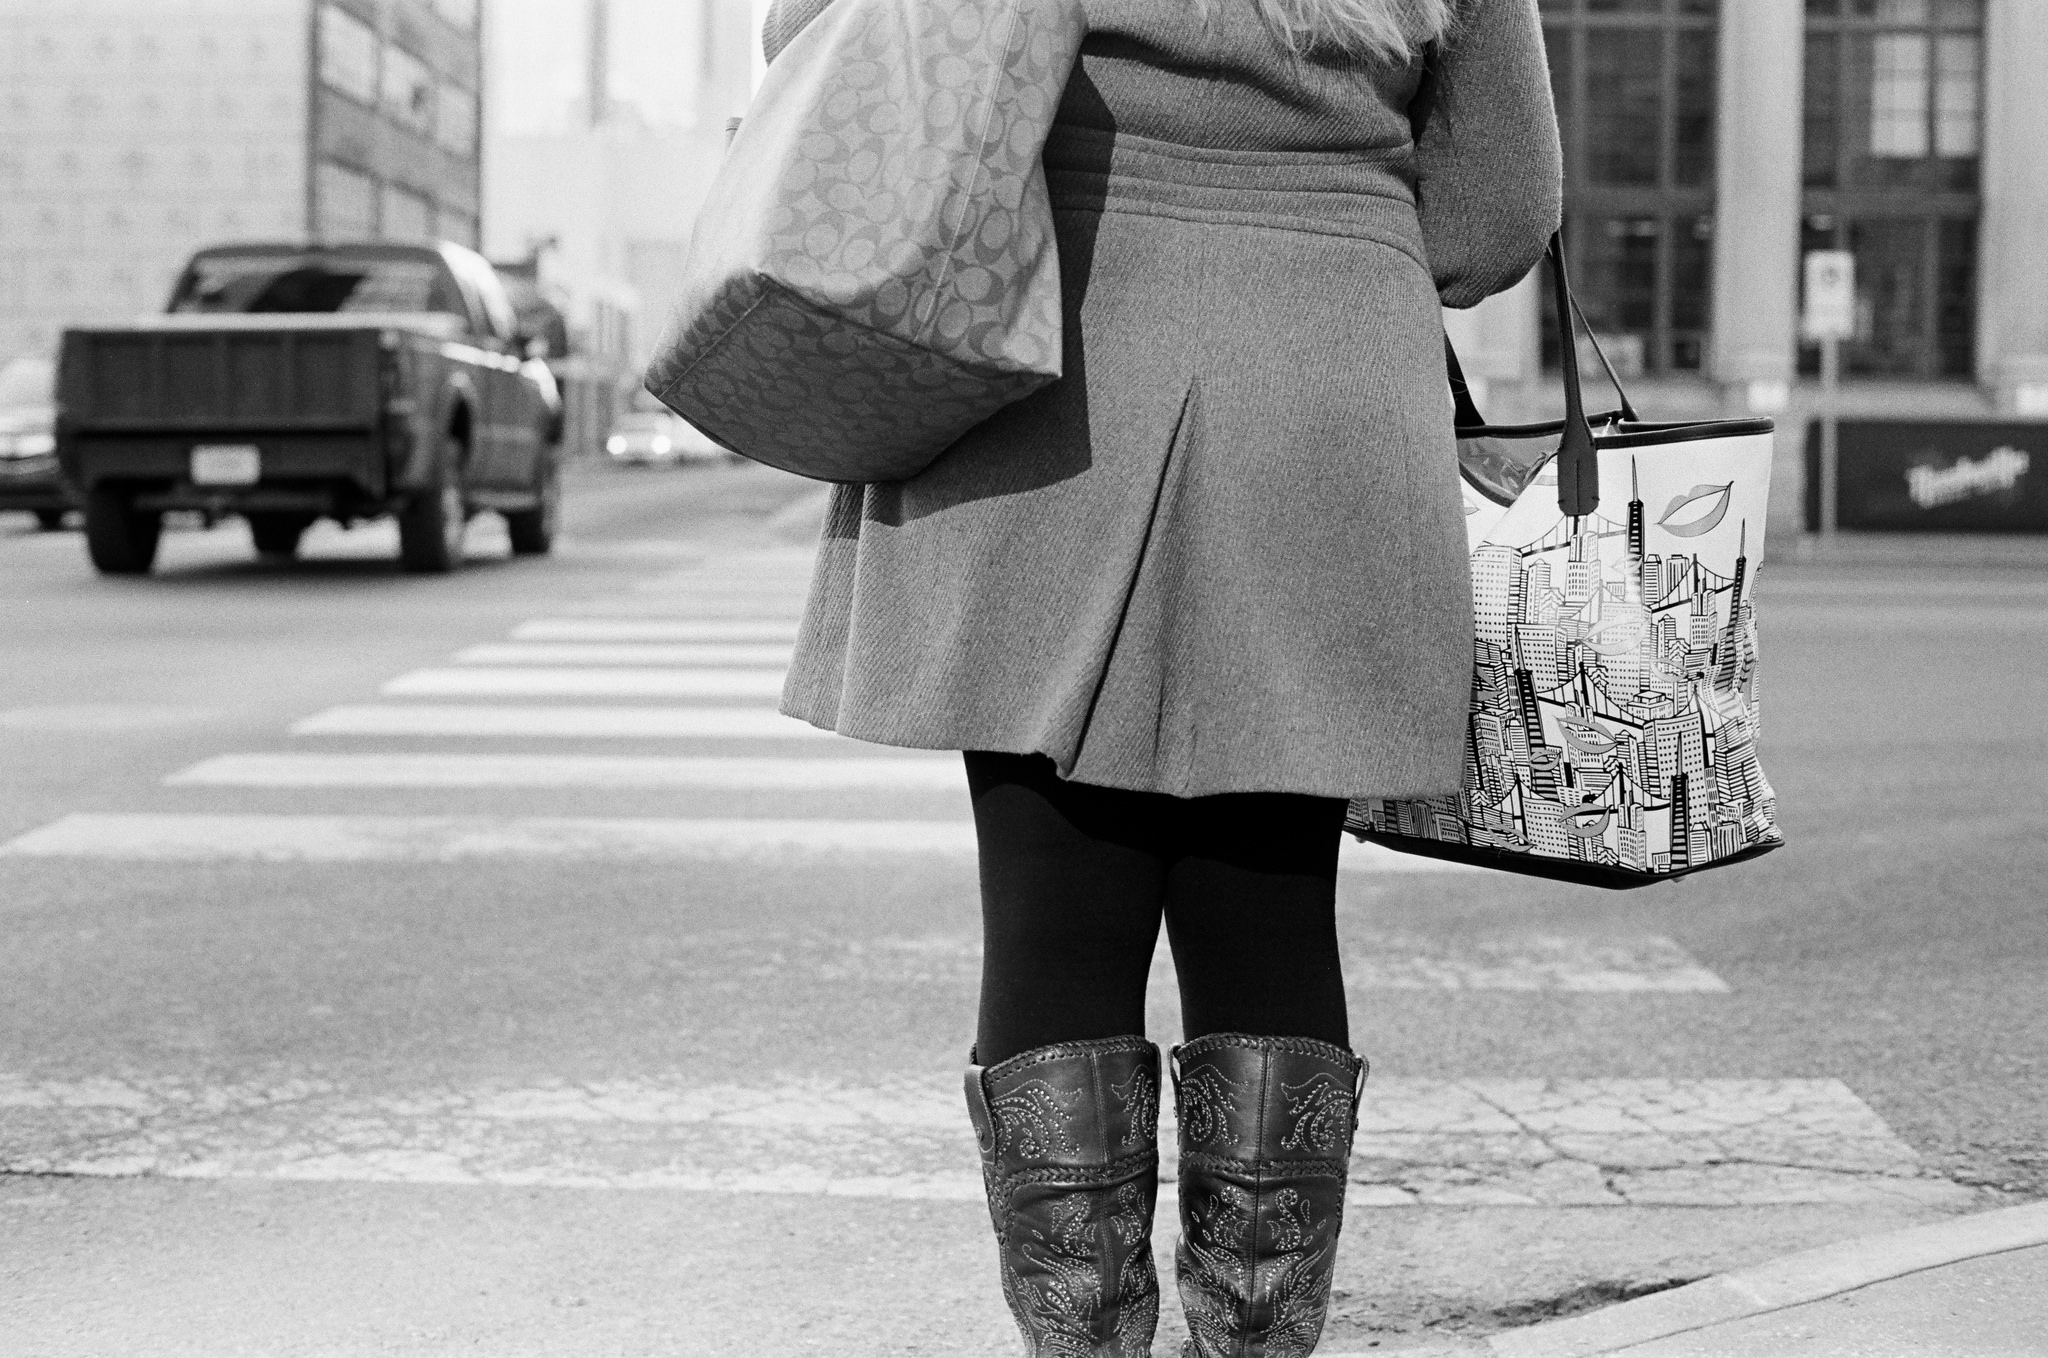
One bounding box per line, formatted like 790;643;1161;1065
764;0;1560;1350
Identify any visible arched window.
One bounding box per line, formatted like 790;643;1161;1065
1539;0;1720;376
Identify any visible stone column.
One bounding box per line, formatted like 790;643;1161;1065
1978;0;2048;414
1708;0;1806;413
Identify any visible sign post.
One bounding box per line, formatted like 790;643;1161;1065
1802;251;1857;538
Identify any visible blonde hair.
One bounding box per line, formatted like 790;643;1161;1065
1243;0;1458;61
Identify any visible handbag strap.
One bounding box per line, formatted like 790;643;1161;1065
1439;232;1630;517
1444;337;1487;429
1568;289;1640;426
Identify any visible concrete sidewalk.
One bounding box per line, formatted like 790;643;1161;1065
1337;1201;2048;1357
1768;530;2048;569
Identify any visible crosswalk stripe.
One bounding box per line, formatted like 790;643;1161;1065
452;643;797;667
1337;931;1729;993
380;667;788;698
511;620;801;642
560;598;808;618
289;705;836;740
0;814;1470;872
0;705;225;732
0;1073;1966;1206
528;930;1725;994
167;753;964;790
0;814;977;861
630;578;812;598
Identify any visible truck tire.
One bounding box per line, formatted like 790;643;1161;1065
84;485;162;575
34;509;68;531
248;513;314;559
505;452;560;556
398;438;467;574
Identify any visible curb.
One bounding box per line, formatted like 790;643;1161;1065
1320;1201;2048;1358
1767;531;2048;569
1470;1200;2048;1358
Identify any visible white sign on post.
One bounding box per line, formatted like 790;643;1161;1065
1802;251;1857;342
1803;250;1856;539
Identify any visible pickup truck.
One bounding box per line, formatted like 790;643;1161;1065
56;241;562;575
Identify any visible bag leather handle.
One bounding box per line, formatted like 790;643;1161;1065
1547;236;1600;517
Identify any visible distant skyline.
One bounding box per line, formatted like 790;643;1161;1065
487;0;767;135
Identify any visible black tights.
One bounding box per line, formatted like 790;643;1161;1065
966;751;1351;1066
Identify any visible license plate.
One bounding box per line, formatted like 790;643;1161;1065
190;444;261;486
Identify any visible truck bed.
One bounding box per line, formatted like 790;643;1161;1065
57;316;434;433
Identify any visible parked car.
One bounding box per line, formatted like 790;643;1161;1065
55;241;563;575
0;356;71;529
606;397;734;465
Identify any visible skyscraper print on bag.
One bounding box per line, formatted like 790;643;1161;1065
1350;423;1785;888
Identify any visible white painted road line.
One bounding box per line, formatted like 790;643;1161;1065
452;642;797;667
610;930;1727;994
0;1073;1968;1206
168;753;965;790
0;706;227;732
380;668;787;698
290;705;837;740
511;619;801;643
565;598;809;618
1343;932;1730;993
0;814;980;862
630;578;812;598
0;815;1470;872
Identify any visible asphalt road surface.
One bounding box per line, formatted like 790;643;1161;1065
2;461;2043;1356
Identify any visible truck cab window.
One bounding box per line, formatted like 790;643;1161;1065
169;252;468;319
439;244;519;343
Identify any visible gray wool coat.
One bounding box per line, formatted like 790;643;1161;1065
763;0;1562;800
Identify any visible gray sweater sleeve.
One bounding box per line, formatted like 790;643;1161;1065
1411;0;1564;309
762;0;837;62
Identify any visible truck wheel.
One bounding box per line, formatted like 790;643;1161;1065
505;454;559;556
248;513;314;559
34;509;68;531
398;440;467;574
84;486;162;576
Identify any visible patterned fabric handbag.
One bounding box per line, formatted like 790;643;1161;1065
1350;239;1786;888
642;0;1085;483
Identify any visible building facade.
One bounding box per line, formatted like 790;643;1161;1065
0;0;484;362
483;0;755;370
1452;0;2048;428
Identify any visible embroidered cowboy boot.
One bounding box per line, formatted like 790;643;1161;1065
965;1036;1164;1357
1170;1033;1367;1358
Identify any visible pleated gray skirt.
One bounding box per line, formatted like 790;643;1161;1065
779;127;1475;801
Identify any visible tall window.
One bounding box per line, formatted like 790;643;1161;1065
317;4;379;107
1540;0;1719;375
382;45;436;135
435;80;478;155
430;0;479;32
314;161;377;241
380;184;436;241
1802;0;1982;378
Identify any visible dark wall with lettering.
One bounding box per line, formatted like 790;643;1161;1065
1805;421;2048;533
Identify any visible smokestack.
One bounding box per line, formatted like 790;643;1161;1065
701;0;717;96
588;0;610;128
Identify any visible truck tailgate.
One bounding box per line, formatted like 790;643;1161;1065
59;326;383;432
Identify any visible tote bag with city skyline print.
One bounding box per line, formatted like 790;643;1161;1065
1349;239;1786;889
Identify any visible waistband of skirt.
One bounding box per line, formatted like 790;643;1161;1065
1042;125;1427;261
